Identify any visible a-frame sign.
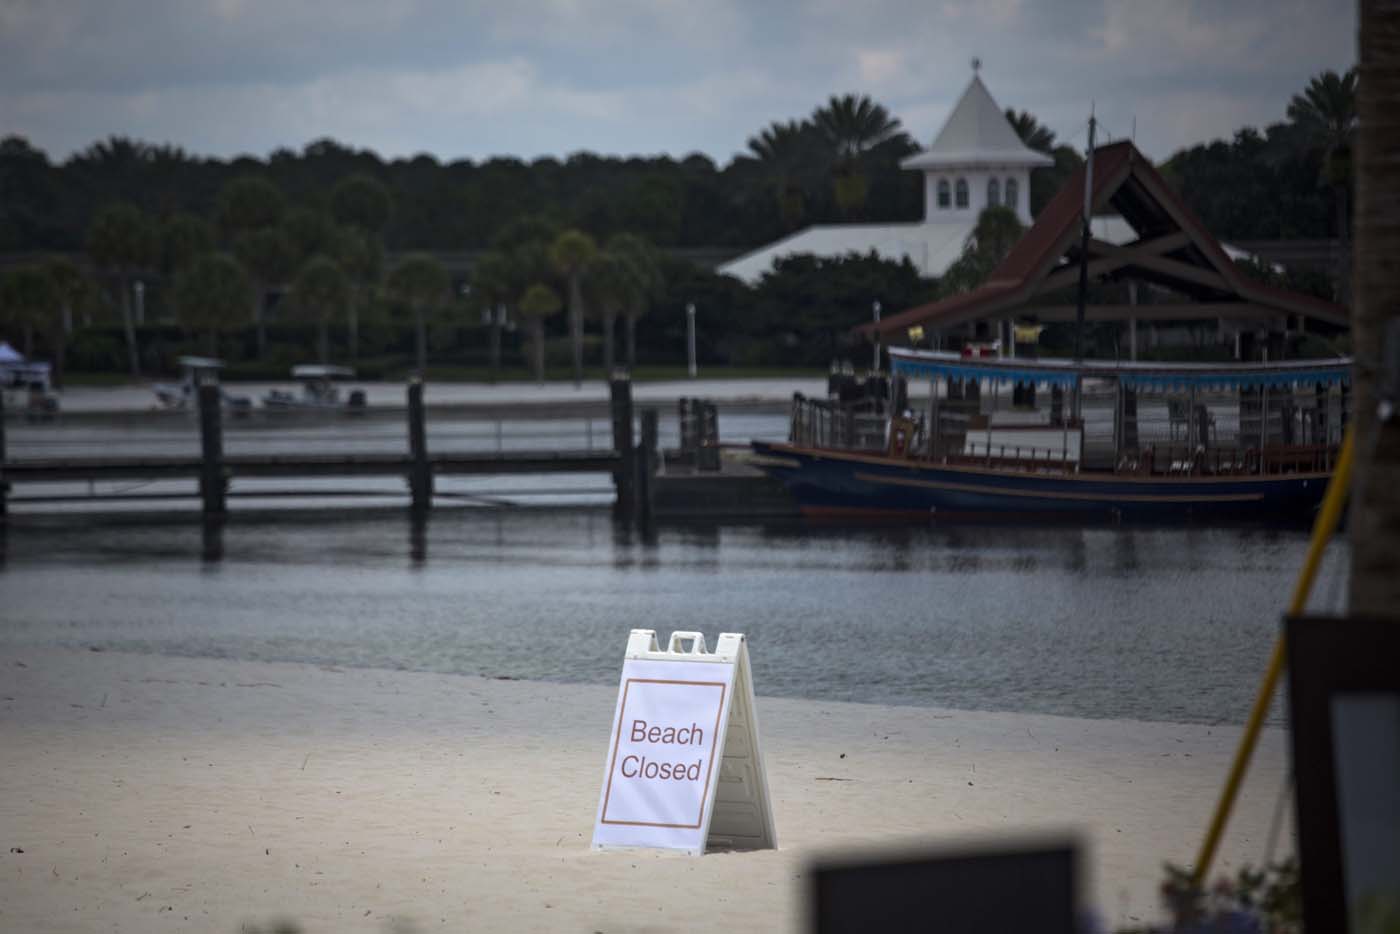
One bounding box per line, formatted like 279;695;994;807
591;630;776;855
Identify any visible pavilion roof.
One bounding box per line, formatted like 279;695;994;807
863;141;1349;339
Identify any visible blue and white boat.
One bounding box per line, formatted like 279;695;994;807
752;347;1349;522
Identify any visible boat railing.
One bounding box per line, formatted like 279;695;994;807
790;393;888;452
1126;443;1338;477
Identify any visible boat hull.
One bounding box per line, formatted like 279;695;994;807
750;442;1330;521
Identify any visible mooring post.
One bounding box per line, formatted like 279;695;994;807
0;388;8;522
407;378;432;513
609;372;634;521
197;379;225;518
636;408;658;526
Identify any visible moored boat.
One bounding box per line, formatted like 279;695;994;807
751;347;1349;522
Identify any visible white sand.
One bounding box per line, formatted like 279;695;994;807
0;648;1290;933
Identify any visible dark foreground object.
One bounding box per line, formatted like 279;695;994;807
1287;616;1400;934
811;840;1077;934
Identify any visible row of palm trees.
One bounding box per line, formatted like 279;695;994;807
471;227;662;385
0;170;666;384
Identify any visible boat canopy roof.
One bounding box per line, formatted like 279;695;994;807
177;356;225;370
291;364;355;379
889;347;1352;391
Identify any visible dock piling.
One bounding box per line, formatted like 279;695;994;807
0;389;7;522
636;408;658;526
407;379;432;513
610;374;635;521
197;379;225;518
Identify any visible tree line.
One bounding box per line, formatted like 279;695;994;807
0;70;1356;382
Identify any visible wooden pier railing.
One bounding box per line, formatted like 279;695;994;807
0;377;656;524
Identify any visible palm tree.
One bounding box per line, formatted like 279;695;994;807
170;254;253;356
1350;9;1399;615
1004;110;1057;153
216;175;287;358
280;208;339;268
747;120;822;230
469;250;515;381
330;174;392;234
1288;68;1358;303
215;175;285;235
232;228;296;356
159;213;216;281
583;252;631;374
386;254;450;376
331;174;392;363
605;233;662;369
331;226;383;365
812;94;905;217
86;202;157;377
43;257;91;388
516;283;562;384
550;229;597;386
288;256;350;364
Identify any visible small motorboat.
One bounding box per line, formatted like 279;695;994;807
263;364;367;413
152;356;252;415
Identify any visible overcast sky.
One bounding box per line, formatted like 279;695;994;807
0;0;1357;167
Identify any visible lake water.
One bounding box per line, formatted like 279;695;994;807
0;509;1347;726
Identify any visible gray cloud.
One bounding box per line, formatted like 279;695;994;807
0;0;1356;164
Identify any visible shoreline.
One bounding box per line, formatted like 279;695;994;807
0;647;1292;932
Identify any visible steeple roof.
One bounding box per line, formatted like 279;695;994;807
901;74;1054;171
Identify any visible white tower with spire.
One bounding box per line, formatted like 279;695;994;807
900;62;1052;226
717;63;1061;284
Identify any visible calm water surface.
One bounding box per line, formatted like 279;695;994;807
0;511;1347;725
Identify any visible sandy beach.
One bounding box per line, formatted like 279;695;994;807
0;647;1290;933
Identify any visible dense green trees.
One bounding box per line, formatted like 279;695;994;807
940;206;1025;297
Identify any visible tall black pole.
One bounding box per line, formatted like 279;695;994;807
197;379;225;518
1072;113;1097;420
407;378;431;514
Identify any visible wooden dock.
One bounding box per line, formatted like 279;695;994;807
0;380;801;525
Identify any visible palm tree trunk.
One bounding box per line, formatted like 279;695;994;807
489;310;502;383
603;308;617;374
626;313;638;369
531;318;545;384
207;330;218;357
1350;0;1400;617
51;331;66;389
23;324;33;358
1335;182;1351;306
120;275;140;377
415;308;427;376
252;284;266;359
317;320;329;364
348;290;361;364
569;274;583;387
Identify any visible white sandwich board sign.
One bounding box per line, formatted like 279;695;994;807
591;629;776;855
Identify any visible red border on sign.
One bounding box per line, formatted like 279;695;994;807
600;677;728;828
